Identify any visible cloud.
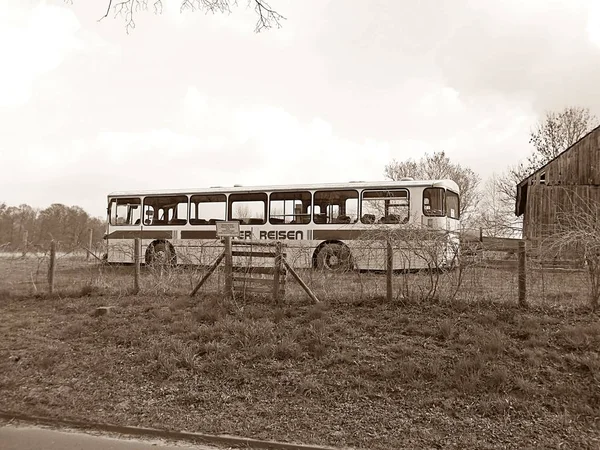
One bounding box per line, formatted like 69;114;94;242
435;0;600;113
587;1;600;47
0;2;82;108
0;88;392;216
180;86;392;184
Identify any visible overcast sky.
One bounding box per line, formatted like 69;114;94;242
1;0;600;217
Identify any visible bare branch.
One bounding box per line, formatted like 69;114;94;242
90;0;283;32
99;0;114;21
540;187;600;310
252;0;285;32
528;107;598;170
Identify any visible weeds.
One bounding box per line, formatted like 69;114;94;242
453;354;485;392
479;330;506;356
556;323;600;351
438;319;455;341
274;337;302;360
485;366;509;393
1;251;600;449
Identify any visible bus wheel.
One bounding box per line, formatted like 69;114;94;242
145;241;177;267
316;243;353;272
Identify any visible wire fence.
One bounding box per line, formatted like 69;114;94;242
0;236;593;310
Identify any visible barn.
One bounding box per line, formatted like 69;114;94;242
515;125;600;245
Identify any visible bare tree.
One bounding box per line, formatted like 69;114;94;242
384;151;481;219
470;174;522;238
528;107;598;168
493;106;598;234
544;190;600;311
87;0;284;33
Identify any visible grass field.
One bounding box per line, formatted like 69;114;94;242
1;254;599;449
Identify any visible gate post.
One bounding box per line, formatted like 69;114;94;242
518;240;527;308
273;241;283;302
224;236;233;299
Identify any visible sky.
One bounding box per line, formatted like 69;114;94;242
1;0;600;218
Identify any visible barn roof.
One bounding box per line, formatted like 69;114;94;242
515;123;600;216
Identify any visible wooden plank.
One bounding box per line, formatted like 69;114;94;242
590;131;600;185
233;286;287;296
577;144;583;184
282;258;319;304
233;276;280;286
480;236;521;252
233;285;273;294
190;251;226;297
232;266;286;275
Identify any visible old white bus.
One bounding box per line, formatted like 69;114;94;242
104;179;460;270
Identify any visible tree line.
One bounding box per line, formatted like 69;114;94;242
0;203;105;252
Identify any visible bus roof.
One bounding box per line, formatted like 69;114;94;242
108;179;459;197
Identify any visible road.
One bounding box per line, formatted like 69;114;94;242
0;424;223;450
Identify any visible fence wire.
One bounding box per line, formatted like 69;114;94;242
0;238;593;309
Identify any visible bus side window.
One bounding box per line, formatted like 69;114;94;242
269;191;311;225
229;193;267;225
109;198;141;226
143;195;189;226
446;190;460;219
361;189;409;224
190;194;226;225
314;190;359;224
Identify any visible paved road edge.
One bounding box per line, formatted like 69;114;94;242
0;411;343;450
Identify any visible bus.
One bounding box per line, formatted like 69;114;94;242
104;178;460;271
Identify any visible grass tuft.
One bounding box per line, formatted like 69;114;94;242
453;354;485;392
438;318;455;341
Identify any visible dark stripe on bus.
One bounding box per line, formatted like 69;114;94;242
106;230;173;240
313;230;366;240
181;230;218;239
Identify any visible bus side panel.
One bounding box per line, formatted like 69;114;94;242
348;240;428;271
107;238;136;264
177;239;223;266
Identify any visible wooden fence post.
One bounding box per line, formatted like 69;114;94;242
133;238;140;295
87;228;93;261
386;239;393;302
22;230;28;257
48;240;56;294
273;241;283;302
224;237;233;299
518;240;527;307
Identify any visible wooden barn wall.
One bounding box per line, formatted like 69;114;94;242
524;185;600;241
532;127;600;186
523;127;600;245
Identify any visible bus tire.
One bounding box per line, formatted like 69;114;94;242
316;243;353;272
145;241;177;267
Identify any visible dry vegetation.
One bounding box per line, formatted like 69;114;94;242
1;254;599;449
